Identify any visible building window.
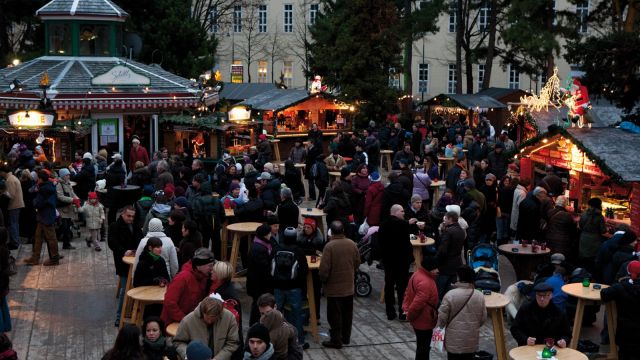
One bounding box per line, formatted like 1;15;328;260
259;5;267;33
479;3;490;31
389;68;400;89
284;4;293;33
48;23;72;55
283;60;293;87
418;63;429;94
258;60;268;83
576;1;589;33
309;4;319;26
477;64;485;91
448;64;457;94
209;6;219;33
79;24;110;56
509;66;520;89
448;3;457;33
233;5;242;33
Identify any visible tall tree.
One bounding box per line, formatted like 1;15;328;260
309;0;402;121
263;28;288;83
291;0;314;89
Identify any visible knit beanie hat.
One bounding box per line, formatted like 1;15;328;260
58;168;70;178
369;171;381;182
247;323;271;344
143;184;155;196
164;183;175;199
174;196;188;208
186;341;212;360
304;217;317;232
627;260;640;280
229;183;241;192
148;218;164;232
256;224;271;238
88;192;98;200
192;248;215;267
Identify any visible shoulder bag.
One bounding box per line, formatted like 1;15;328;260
431;289;474;352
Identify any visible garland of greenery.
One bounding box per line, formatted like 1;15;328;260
159;113;226;128
516;124;625;184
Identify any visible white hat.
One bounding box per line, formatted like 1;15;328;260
257;172;272;181
148;218;164;232
83;152;93;160
132;138;140;144
445;204;461;216
112;153;122;160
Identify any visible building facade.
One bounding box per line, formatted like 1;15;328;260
212;0;593;99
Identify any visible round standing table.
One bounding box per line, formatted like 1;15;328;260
306;255;321;343
561;283;617;359
127;285;167;327
437;156;455;179
299;207;326;236
225;222;263;277
498;244;550;280
485;291;510;360
220;208;235;260
294;163;306;198
380;150;394;172
430;180;446;206
509;344;587;360
410;236;434;270
109;185;141;224
166;322;179;337
119;255;135;329
270;139;281;161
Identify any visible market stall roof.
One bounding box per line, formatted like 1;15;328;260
421;93;507;109
36;0;128;20
219;83;277;102
566;127;640;182
0;56;216;110
237;88;311;112
476;87;530;101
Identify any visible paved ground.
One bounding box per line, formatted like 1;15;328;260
6;196;607;359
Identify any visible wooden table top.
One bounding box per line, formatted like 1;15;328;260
431;180;446;187
329;171;355;177
509;345;587;360
484;291;510;309
561;283;609;301
127;285;167;302
226;222;263;233
410;236;435;247
306;255;321;270
166;322;179;337
123;256;135;265
224;208;235;217
300;207;326;217
380;150;394;154
498;244;551;256
438;156;455;161
269;139;281;143
111;185;140;190
294;163;306;168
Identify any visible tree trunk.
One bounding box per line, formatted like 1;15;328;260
465;47;474;94
481;0;498;90
455;0;463;94
402;0;412;97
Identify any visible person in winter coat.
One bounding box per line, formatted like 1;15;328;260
257;134;273;165
129;161;152;187
172;296;240;360
134;218;179;279
143;192;172;233
324;150;346;172
102;324;146;360
579;197;607;275
135;185;155;230
288;139;307;164
544;196;578;256
257;172;282;212
311;154;329;208
210;261;244;360
69;153;96;201
0;166;24;250
382;172;411;222
601;260;640;360
247;224;276;325
445;158;467;193
412;167;432;209
55;168;79;250
436;266;487;360
405;194;431;235
276;188;299;231
141;316;178;360
25;170;61;266
272;227;309;348
472;160;489;189
510;178;530;236
487;143;507;180
350;164;371;222
403;256;439;360
479;173;498;242
496;176;514;245
436;211;466;299
178;220;203;268
282;160;304;202
78;192;106;251
244;323;277;360
160;248;214;325
517;187;548;242
129;137;150;171
0;229;12;334
392;143;415;170
510;283;572;348
133;237;170;287
259;309;298;360
321;180;351;228
363;171;384;226
190;178;226;255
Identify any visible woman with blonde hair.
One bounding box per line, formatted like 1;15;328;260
210;261;243;359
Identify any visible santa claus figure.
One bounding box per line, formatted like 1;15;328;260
566;78;592;127
310;75;326;94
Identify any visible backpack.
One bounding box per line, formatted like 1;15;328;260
223;299;241;328
271;250;299;282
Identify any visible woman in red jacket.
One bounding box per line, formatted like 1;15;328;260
403;256;439;360
363;172;384;226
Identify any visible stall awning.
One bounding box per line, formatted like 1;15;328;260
421;94;507;109
219;83;277;102
237;89;311;112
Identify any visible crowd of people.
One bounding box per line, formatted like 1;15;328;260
0;115;638;360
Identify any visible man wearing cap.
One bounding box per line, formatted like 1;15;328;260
172;295;240;360
134;218;179;278
129;137;149;171
0;165;24;250
257;171;281;212
161;248;215;325
69;152;96;202
487;142;507;179
243;323;277;360
544;254;569;312
601;260;640;360
257;134;272;165
510;282;572;348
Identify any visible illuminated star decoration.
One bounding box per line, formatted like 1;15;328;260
519;67;564;112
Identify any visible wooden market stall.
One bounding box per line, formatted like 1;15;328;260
420;93;507;130
518;126;640;234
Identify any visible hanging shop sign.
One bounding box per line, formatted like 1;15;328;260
228;106;251;122
8;110;55;127
91;65;151;86
231;64;244;84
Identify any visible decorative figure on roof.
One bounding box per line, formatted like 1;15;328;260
520;67;563;112
563;78;592;128
40;72;49;88
309;75;327;94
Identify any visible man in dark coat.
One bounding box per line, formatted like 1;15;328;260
108;205;143;326
378;204;413;320
469;135;489;163
540;165;565;198
487;142;507;180
510;283;572;348
445;157;467;192
70;156;96;201
382;172;411;221
436;211;466;299
601;260;640;360
247;224;276;325
277;187;300;230
257;172;282;212
25;170;61;266
516;186;548;242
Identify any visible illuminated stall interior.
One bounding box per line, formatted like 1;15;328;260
421;94;506;129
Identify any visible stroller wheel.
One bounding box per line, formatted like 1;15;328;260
356;279;372;297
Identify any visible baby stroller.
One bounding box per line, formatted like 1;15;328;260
354;226;376;297
467;243;501;292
